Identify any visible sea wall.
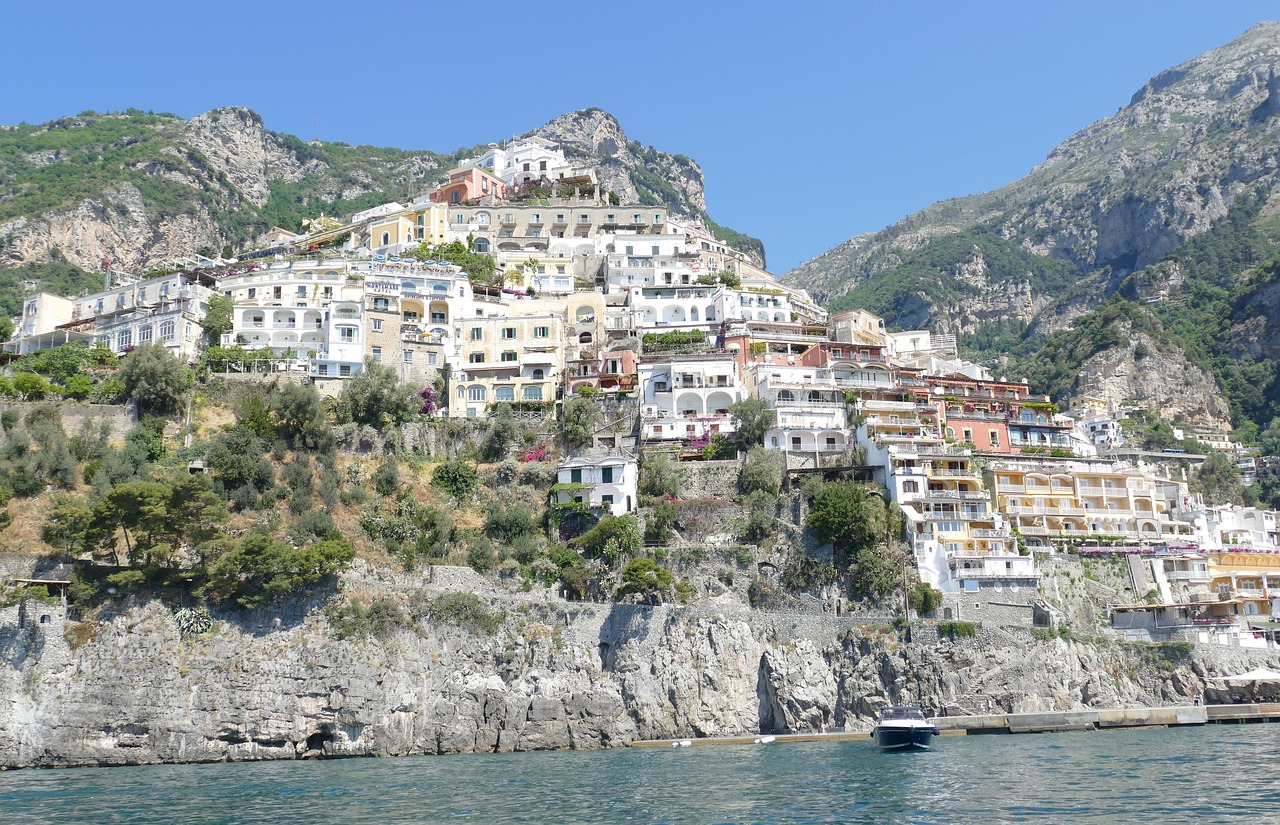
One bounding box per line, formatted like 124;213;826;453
2;562;1279;769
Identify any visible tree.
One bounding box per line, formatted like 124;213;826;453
560;397;599;452
268;382;331;451
617;557;675;604
12;372;49;401
119;342;190;416
1259;417;1280;457
202;294;234;346
729;398;774;448
740;446;783;495
480;405;520;461
639;453;682;499
806;482;876;554
207;425;275;505
335;359;418;428
208;533;355;609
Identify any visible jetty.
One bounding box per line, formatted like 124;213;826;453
629;703;1280;748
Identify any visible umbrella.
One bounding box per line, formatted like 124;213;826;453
1209;667;1280;686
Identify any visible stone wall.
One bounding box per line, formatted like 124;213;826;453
674;458;740;500
0;401;134;443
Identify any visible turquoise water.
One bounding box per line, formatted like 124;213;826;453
2;725;1277;824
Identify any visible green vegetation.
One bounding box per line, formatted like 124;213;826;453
728;398;774;449
119;343;191;416
642;329;707;354
938;621;979;639
805;482;907;600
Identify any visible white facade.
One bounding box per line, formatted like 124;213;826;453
639;354;744;442
463;138;575;186
64;272;214;361
553;450;638;517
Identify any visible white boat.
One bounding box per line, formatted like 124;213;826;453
871;705;940;752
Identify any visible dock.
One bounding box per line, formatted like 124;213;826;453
629;703;1280;748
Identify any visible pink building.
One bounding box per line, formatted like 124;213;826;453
430;167;506;205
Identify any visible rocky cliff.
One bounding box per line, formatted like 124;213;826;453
0;107;762;277
2;561;1273;769
783;23;1280;428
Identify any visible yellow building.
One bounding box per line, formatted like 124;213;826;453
986;457;1192;548
452;312;564;417
366;203;450;250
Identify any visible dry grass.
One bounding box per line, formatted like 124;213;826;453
0;493;60;554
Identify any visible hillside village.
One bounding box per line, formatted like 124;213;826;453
3;135;1280;649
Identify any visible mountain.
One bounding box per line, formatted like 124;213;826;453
785;22;1280;434
0;107;761;276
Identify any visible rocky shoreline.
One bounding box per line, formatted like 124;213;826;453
4;562;1278;770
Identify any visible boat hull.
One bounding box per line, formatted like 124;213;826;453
873;726;936;752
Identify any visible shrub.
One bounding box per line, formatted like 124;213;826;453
480;406;520;461
432;459;478;500
645;499;678;543
373;454;400;496
938;621;979;639
326;595;411;640
742;490;776;542
415;591;505;633
559;398;599;452
617;557;675;604
908;581;944;616
485;502;537;545
173;607;213;636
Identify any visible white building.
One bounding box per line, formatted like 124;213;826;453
639;353;744;442
552;449;639;517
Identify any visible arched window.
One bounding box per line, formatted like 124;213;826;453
475;211;491;226
495;386;515;401
579;332;593;344
380;232;390;246
531;368;545;380
473;238;490;253
523;386;543;401
467;386;486;401
778;390;794;402
457;386;466;399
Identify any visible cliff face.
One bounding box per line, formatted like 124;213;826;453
782;23;1280;426
0;107;762;275
1;562;1270;769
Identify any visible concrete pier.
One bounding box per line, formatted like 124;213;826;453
629;703;1280;749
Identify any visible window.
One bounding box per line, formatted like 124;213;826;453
791;436;802;449
372;319;383;332
371;346;382;361
272;286;282;299
340;327;356;343
248;287;256;299
533;326;549;338
501;351;517;362
467;386;486;401
117;329;132;349
652;246;659;255
654;213;663;224
138;326;152;343
469;353;485;363
403;351;414;363
470;328;484;341
531;369;545;380
297;285;307;296
602;467;614;484
989;430;1000;447
625;245;633;255
428;353;437;365
601;494;613;506
962;428;974;444
339;365;352;377
570;469;582;483
495;386;514;401
523;386;543;401
633;214;642;224
159;320;175;341
317;365;329;376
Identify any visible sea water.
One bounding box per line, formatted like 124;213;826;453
2;724;1278;824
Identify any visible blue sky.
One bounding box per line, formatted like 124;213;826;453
3;1;1278;272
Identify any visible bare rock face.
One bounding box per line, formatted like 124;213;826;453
532;109;708;217
1;183;222;272
4;561;1277;769
1068;332;1233;429
183;107;304;206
